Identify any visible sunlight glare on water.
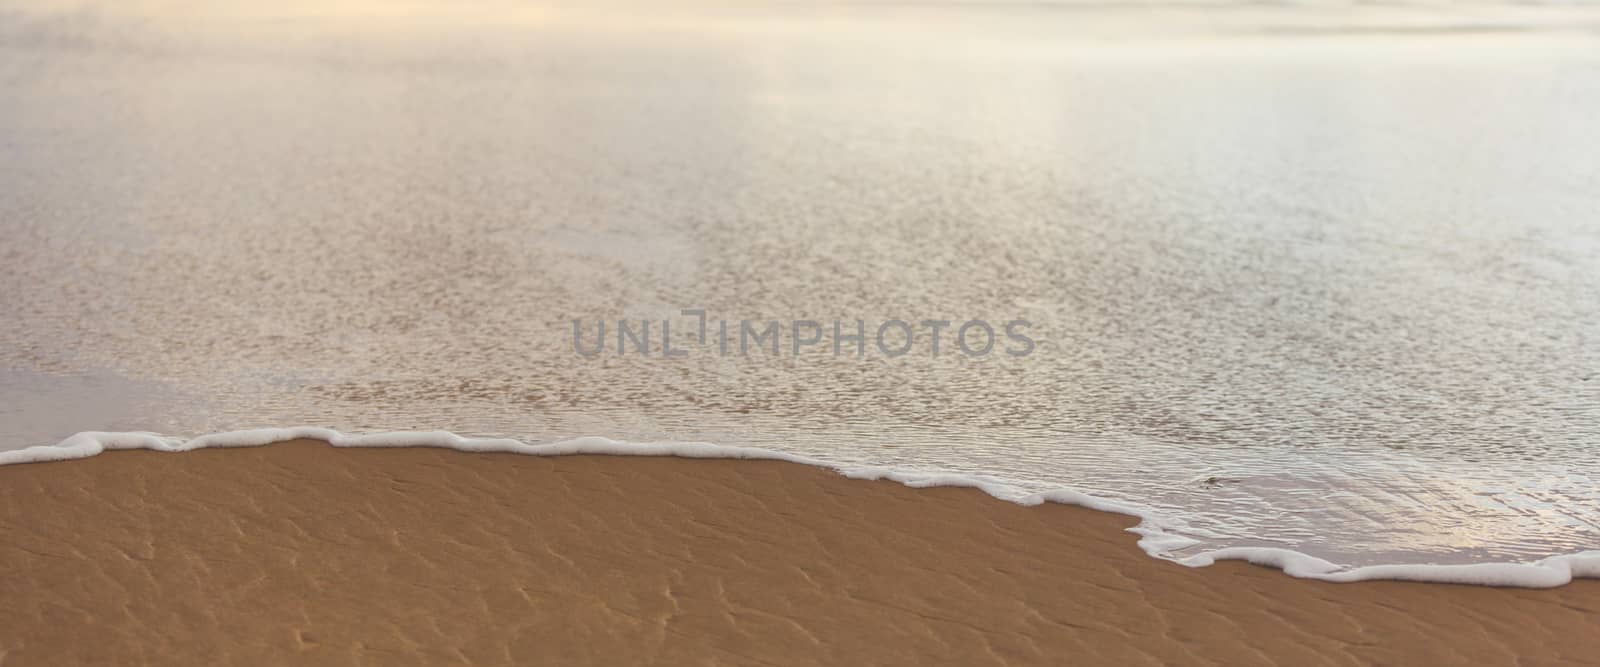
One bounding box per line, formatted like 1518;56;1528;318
2;0;1598;568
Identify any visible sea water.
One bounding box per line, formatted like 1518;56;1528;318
1;0;1598;584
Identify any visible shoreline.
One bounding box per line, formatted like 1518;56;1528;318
3;439;1598;665
5;428;1598;589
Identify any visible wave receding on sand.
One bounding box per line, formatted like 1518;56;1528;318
7;427;1598;589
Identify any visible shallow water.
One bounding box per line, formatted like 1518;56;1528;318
2;0;1598;569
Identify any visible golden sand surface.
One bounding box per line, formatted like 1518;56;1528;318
2;440;1597;666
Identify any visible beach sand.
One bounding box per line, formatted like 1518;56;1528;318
2;440;1595;666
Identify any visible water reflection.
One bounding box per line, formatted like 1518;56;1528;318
1;1;1597;567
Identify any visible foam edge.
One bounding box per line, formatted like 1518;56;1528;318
5;427;1597;589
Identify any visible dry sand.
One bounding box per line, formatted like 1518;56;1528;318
1;439;1596;666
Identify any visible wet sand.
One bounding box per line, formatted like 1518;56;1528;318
1;440;1596;666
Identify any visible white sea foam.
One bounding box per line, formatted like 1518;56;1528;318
5;428;1598;589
